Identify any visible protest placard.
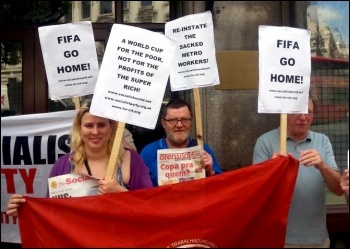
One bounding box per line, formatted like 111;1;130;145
38;21;99;100
90;24;176;129
258;25;311;152
165;11;220;147
165;11;219;91
258;25;311;114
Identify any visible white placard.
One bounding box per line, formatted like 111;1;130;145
90;24;176;129
165;11;219;91
38;21;99;100
258;25;311;113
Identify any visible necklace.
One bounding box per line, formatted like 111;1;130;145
84;159;92;176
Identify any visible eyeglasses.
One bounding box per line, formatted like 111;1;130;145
163;118;192;125
294;112;314;117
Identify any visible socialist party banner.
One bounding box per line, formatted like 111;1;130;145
1;110;77;243
19;157;298;248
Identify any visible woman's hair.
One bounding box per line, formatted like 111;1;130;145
70;100;116;170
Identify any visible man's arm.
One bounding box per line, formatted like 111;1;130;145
203;144;222;174
340;169;349;204
317;162;343;196
299;149;343;196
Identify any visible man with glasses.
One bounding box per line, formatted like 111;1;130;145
252;95;343;248
140;99;222;187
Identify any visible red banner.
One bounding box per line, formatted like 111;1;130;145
19;156;298;248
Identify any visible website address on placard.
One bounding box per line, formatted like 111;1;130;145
178;67;209;74
105;97;151;110
274;96;297;100
270;89;302;94
112;105;141;115
184;73;205;78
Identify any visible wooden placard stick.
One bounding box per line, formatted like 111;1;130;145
105;121;125;179
193;88;203;148
73;97;80;110
280;113;287;154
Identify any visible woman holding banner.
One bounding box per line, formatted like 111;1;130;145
7;100;153;217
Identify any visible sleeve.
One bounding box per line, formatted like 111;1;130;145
140;144;158;187
204;144;222;174
123;129;137;150
48;154;71;178
323;135;339;171
252;137;272;164
129;150;153;190
46;154;71;197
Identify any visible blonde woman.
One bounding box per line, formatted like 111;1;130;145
7;100;152;217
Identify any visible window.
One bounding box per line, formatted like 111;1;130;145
81;1;91;19
65;6;72;23
100;1;112;14
1;42;23;116
123;1;129;10
141;1;152;7
307;1;349;60
307;1;349;206
123;1;169;23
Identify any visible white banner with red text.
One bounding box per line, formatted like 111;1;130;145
1;110;76;243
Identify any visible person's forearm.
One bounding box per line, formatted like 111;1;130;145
318;162;343;196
